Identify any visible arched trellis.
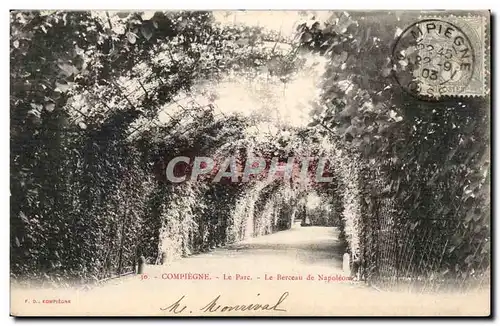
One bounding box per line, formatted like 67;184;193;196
13;11;489;291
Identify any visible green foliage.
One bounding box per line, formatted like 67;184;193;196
11;10;490;291
299;11;490;287
10;10;305;283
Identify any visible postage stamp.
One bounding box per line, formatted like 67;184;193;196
393;15;488;99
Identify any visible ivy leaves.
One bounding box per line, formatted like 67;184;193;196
298;11;490;282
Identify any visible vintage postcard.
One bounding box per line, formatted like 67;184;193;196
10;10;491;316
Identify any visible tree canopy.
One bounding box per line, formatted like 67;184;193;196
10;10;490;289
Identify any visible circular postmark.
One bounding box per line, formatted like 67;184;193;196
392;19;475;100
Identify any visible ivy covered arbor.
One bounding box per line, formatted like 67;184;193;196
10;10;489;291
298;11;490;289
10;10;328;282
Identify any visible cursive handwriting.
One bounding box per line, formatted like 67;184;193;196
160;292;289;314
160;295;187;314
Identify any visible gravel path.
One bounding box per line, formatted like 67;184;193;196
11;225;489;316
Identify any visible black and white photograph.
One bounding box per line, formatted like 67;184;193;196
9;9;491;316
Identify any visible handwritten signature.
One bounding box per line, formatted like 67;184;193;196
160;292;289;314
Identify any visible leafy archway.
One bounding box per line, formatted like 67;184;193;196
10;10;489;292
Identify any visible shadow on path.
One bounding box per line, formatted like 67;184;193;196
210;225;346;270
